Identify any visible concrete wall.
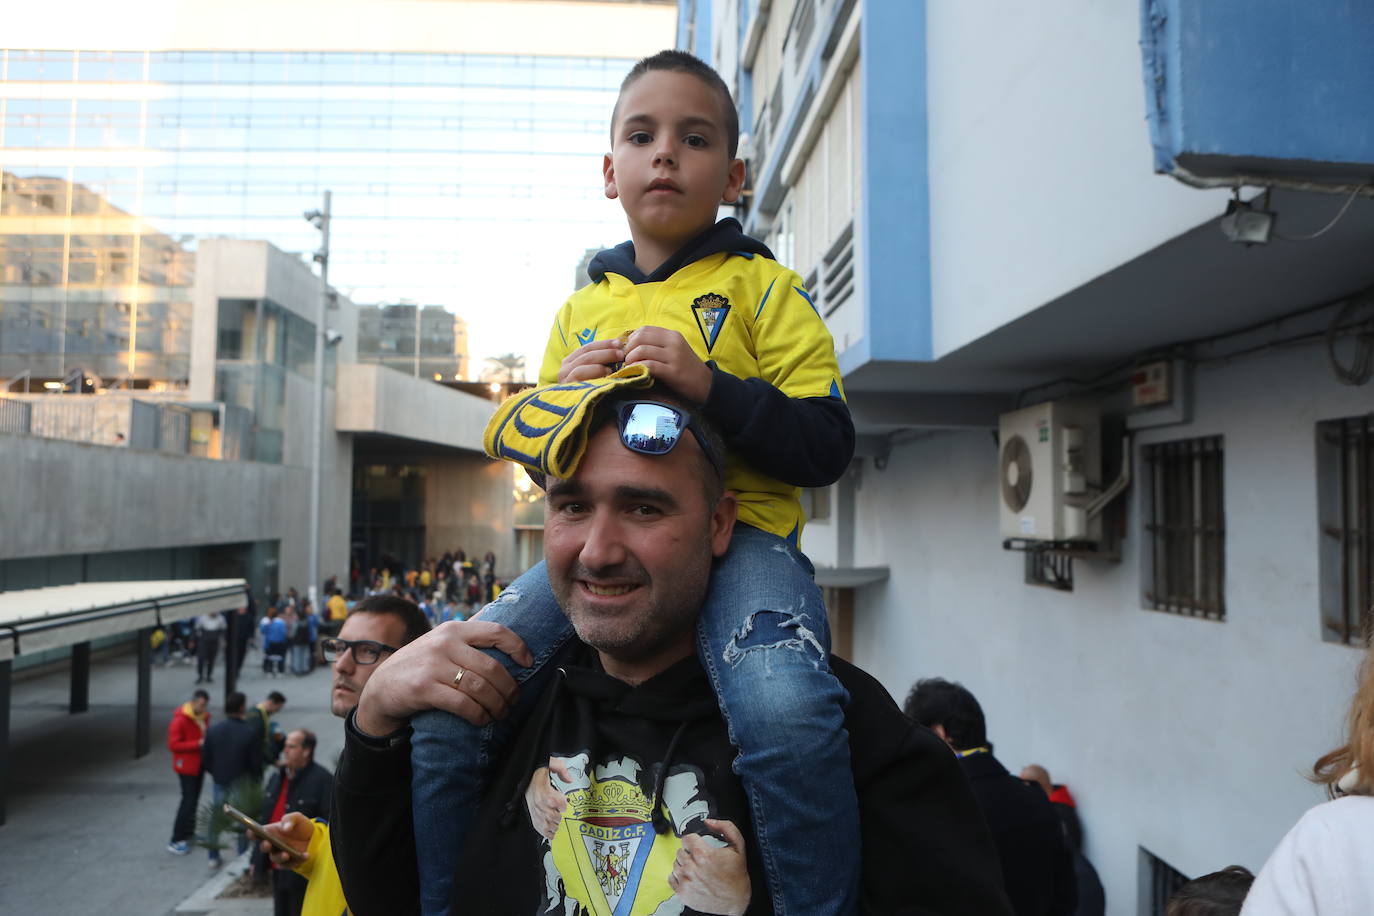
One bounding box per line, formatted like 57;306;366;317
845;343;1372;910
334;363;493;453
2;430;298;559
924;1;1231;358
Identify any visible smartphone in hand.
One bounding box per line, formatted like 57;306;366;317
221;803;307;863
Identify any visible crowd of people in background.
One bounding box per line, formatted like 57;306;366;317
150;546;504;684
155;551;499;916
355;548;506;627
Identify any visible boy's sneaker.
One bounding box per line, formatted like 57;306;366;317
166;840;190;855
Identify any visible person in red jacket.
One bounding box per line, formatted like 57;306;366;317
167;688;211;854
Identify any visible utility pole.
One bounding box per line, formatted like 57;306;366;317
304;191;331;611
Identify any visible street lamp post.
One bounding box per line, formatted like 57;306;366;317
304;191;332;610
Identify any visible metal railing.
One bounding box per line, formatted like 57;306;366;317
0;398;32;434
0;396;250;460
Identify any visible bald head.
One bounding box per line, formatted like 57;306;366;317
1020;764;1052;796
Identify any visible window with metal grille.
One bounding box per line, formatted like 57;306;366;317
1317;415;1374;646
1139;847;1188;916
1143;436;1225;619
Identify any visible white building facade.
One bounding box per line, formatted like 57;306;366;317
686;1;1374;911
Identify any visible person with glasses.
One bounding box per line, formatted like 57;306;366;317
254;595;431;916
405;49;859;916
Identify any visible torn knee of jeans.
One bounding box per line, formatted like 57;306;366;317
722;610;824;668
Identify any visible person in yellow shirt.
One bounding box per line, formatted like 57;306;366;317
259;595;430;915
325;589;347;624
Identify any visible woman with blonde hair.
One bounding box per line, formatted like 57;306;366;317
1242;640;1374;914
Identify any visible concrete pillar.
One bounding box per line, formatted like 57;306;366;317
69;641;91;714
0;659;10;825
135;628;152;758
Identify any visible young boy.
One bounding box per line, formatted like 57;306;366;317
410;50;860;914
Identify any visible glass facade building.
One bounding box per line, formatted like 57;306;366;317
1;48;637;386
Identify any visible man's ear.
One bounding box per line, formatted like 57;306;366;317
603;152;619;200
709;491;738;558
721;157;746;204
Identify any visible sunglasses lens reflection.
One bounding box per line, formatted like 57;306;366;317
621;404;683;456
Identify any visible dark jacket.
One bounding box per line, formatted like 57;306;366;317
960;753;1077;916
261;760;333;825
331;642;1012;916
201;716;263;787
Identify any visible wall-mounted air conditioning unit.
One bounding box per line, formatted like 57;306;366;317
999;401;1102;543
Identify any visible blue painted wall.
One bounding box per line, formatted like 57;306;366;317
1142;0;1374;180
676;0;711;59
857;0;932;364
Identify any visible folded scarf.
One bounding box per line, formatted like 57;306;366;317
484;365;652;479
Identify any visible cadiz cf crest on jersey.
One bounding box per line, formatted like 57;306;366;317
691;293;731;353
543;754;711;916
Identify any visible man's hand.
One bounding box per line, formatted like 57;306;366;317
668;818;751;915
558;339;625;382
260;811;311;866
353;620;533;737
624;327;712;405
525;758;572;840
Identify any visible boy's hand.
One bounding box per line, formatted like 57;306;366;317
525;758;572;840
558;339;625;382
668;818;751;915
624;327;712;405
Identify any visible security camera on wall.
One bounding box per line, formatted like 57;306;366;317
325;329;344;347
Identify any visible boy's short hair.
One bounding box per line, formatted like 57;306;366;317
612;49;740;158
1165;865;1254;916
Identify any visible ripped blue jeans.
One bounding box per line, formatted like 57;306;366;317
409;523;860;916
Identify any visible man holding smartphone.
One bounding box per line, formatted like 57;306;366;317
260;729;331;915
256;595;431;916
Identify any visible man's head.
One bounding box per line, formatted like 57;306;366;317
329;594;432;717
1020;763;1052;796
1165;865;1254;916
225;690;247;716
190;689;209;716
904;678;989;751
282;728;315;772
604;50;745;256
544;390;735;684
264;691;286;715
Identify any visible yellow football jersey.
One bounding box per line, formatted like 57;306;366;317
539;250;846;542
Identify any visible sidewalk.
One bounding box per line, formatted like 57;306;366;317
0;646;344;916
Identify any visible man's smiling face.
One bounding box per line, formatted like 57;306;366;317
544;422;735;680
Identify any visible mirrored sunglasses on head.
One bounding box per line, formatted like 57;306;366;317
615;400;722;477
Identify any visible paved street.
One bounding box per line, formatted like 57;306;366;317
0;645;344;916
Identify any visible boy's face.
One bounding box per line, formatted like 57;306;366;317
604;70;745;250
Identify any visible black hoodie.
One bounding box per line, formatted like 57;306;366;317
332;642;1012;916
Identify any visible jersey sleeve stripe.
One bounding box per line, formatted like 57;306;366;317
754;277;778;321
